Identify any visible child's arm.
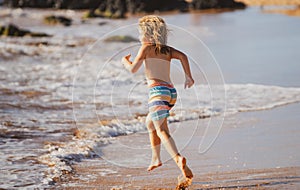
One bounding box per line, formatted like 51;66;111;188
170;47;194;88
122;45;147;73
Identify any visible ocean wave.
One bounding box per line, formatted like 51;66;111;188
37;83;300;185
0;37;94;60
225;83;300;113
2;32;300;188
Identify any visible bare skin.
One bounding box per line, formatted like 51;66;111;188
151;117;193;179
122;41;194;179
122;44;194;89
146;114;162;171
147;161;162;171
177;156;193;179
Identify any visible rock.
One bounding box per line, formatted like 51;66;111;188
190;0;246;10
189;0;218;9
98;21;108;26
216;0;246;8
85;0;187;19
0;24;51;37
84;0;126;19
128;0;188;13
104;35;139;43
3;0;103;9
3;0;55;8
54;0;103;9
3;0;245;14
82;9;125;19
44;15;72;26
3;0;187;13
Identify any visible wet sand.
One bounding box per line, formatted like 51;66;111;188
59;103;300;189
1;6;300;189
237;0;300;17
236;0;300;17
236;0;300;6
262;7;300;17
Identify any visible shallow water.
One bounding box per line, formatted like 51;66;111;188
0;6;300;188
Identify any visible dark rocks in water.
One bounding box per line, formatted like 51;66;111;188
3;0;104;9
3;0;246;15
54;0;102;9
44;15;72;26
83;9;126;19
87;0;188;17
1;0;184;12
83;0;126;19
98;21;108;26
104;35;139;43
126;0;188;13
218;0;246;9
105;0;126;18
189;0;218;10
84;0;188;19
190;0;246;10
0;24;51;37
3;0;55;8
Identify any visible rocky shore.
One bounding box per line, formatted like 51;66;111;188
2;0;246;18
0;24;51;37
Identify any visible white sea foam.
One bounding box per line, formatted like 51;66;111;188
38;82;300;185
1;8;300;188
2;39;300;187
226;84;300;112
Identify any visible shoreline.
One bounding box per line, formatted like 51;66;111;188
236;0;300;17
58;103;300;189
236;0;300;6
1;6;300;189
63;165;300;189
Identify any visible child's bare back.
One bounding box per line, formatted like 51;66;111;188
122;43;194;88
143;45;172;83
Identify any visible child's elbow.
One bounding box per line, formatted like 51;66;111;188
180;54;188;61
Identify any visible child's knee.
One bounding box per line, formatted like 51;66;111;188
155;127;170;139
146;116;155;131
146;122;155;132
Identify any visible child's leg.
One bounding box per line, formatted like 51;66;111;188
152;118;179;160
146;113;162;171
152;118;193;179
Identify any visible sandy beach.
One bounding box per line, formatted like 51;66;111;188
57;103;300;189
1;3;300;190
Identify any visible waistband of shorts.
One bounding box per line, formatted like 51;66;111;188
147;79;174;88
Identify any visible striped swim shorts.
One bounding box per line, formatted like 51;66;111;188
148;81;177;121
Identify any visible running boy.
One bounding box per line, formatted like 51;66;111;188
122;15;194;180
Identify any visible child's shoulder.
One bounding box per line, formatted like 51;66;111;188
139;43;152;52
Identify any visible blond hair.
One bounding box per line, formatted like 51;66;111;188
138;15;170;54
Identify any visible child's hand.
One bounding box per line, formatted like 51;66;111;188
122;54;131;64
184;76;194;89
122;54;132;71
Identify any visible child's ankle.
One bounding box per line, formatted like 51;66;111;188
174;154;181;163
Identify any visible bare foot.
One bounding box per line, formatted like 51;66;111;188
177;156;193;179
147;161;162;171
177;176;193;190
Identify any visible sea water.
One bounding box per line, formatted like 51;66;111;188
0;7;300;188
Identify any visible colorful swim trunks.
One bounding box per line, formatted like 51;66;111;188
148;81;177;121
